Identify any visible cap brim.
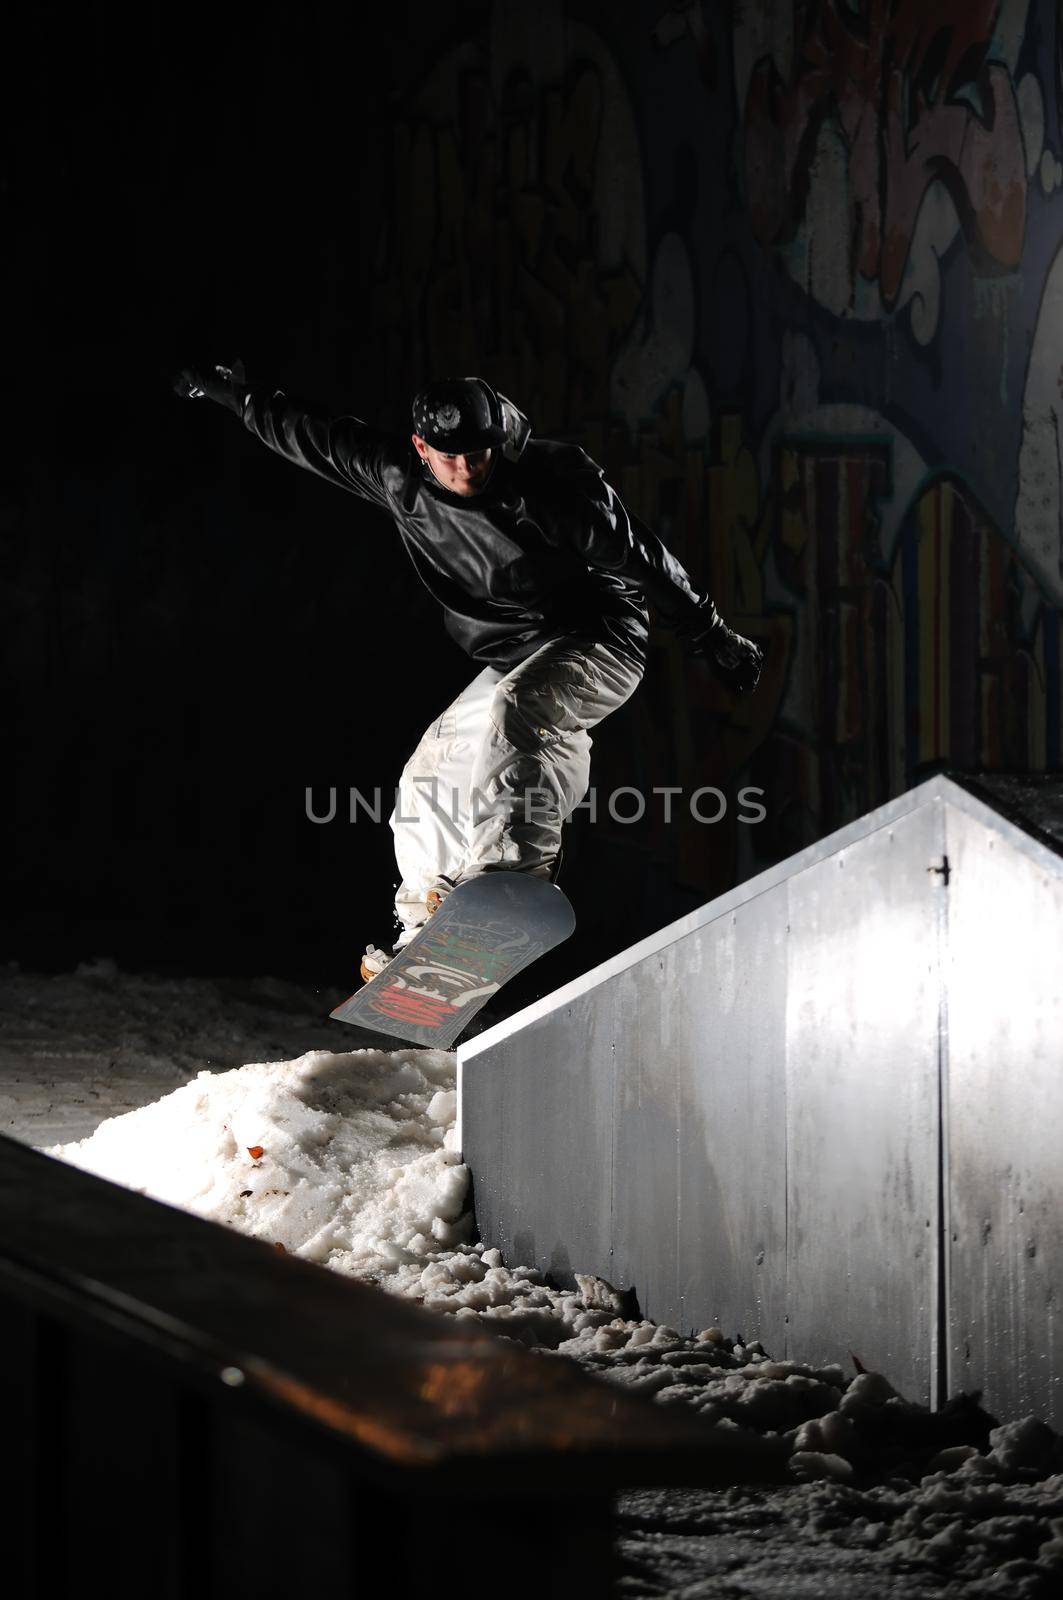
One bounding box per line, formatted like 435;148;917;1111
427;424;507;452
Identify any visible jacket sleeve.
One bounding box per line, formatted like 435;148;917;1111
548;445;718;633
231;381;393;510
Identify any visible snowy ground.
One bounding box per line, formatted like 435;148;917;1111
2;961;1062;1597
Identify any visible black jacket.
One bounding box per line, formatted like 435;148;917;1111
218;380;717;671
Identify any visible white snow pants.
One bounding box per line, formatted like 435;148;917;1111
389;634;644;941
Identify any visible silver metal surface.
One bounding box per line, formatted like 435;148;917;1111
459;777;1063;1421
782;804;943;1401
611;951;682;1323
464;998;618;1285
676;897;787;1348
943;801;1063;1426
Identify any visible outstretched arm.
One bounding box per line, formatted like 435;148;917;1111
625;509;765;693
544;442;764;693
173;360;391;509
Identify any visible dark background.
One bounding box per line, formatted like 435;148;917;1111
3;2;709;997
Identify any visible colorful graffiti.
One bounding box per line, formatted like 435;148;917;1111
899;473;1061;773
759;442;1061;853
737;0;1031;326
1015;235;1063;607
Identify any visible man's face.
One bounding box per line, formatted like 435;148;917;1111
412;434;493;497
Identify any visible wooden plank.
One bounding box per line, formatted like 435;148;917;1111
0;1134;788;1493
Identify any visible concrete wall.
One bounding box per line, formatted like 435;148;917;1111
459;776;1063;1425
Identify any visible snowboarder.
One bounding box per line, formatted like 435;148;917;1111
172;363;763;979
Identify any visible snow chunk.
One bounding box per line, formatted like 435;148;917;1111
573;1273;628;1315
986;1417;1061;1476
790;1451;855;1483
793;1411;859;1462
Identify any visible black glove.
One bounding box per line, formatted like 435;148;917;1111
171;358;247;414
687;612;764;694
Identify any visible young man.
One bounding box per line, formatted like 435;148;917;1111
173;364;763;978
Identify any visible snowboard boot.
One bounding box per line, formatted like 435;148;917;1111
362;878;459;982
361;943;398;982
366;854;564;982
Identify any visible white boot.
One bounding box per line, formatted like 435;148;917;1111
360;944;396;982
360;883;452;983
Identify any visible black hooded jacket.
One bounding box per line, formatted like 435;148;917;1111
218;380;718;671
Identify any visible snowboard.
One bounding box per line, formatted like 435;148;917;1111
329;874;576;1049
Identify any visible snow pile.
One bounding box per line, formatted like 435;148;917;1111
51;1048;471;1274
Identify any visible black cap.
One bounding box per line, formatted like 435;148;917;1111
411;377;506;453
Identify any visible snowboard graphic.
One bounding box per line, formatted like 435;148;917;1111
329;874;576;1049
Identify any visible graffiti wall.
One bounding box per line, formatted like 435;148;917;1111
363;0;1063;898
